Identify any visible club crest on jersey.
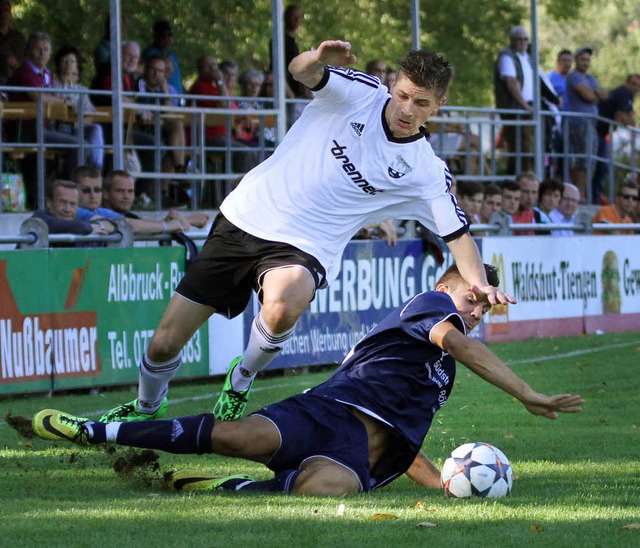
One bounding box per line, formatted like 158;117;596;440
388;155;413;179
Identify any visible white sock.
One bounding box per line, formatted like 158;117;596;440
137;351;182;412
230;313;293;391
105;422;121;443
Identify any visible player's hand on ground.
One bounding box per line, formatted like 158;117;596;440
316;40;357;67
523;393;584;419
472;284;516;306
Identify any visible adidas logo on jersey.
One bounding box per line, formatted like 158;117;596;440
350;122;365;137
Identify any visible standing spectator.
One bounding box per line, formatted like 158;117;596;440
512;171;539;235
534;177;563;224
0;0;25;63
478;183;502;224
550;182;580;236
8;32;84;206
494;26;558;174
548;49;572;110
92;15;115;86
592;179;638;234
592;74;640;205
456;180;484;224
142;20;183;93
566;47;608;201
53;46;104;171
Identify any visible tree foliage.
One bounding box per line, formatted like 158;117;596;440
8;0;640;107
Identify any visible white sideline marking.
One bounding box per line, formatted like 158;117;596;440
507;340;638;365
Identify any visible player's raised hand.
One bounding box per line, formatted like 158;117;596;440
523;393;585;419
315;40;357;67
472;284;517;306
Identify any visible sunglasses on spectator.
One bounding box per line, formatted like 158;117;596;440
80;187;102;194
618;193;639;201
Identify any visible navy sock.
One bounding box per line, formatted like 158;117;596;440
110;414;215;454
221;469;300;494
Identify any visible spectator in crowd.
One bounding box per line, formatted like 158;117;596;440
550;182;580;236
490;179;521;234
534;177;563;224
627;173;640;222
511;171;539;235
72;165;120;228
92;15;115;86
0;0;25;63
456;180;484;224
592;74;640;205
566;46;608;201
547;49;573;177
188;55;259;175
234;69;275;149
53;46;104;171
385;67;397;89
28;179;112;247
142;19;183;93
592;179;638;234
365;59;388;82
102;169;209;235
135;55;187;204
259;70;275;107
8;32;85;206
493;26;558;174
0;50;18;87
478;184;502;225
220;60;239;96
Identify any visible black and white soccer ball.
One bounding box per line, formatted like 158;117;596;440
441;442;513;498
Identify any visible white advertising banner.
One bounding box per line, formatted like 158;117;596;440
482;235;640;341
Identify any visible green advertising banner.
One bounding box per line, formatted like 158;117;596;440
0;247;209;395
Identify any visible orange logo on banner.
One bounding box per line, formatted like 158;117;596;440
0;260;101;384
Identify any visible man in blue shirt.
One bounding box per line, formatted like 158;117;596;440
33;263;584;495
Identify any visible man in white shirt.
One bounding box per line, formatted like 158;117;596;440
550;182;580;235
100;40;516;426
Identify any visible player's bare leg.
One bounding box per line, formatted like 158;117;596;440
213;266;316;420
292;457;362;495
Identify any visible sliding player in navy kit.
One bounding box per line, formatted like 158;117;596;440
97;39;516;428
33;264;583;495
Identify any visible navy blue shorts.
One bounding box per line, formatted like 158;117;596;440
252;393;372;492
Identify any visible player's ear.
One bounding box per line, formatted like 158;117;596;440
435;282;449;294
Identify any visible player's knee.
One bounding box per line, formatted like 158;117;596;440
291;463;361;496
147;329;185;362
260;301;302;333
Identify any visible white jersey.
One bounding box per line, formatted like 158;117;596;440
221;66;468;283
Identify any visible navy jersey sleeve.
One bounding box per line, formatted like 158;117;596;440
397;291;466;342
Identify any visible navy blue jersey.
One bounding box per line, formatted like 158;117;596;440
310;291;464;457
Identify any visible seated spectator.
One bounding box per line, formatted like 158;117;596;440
385;67;397;89
188;55;259;175
512;171;539;235
352;219;398;246
259;70;274;107
71;165;120;229
234;69;275;148
142;20;183;93
220;59;239;96
534;177;563;224
550;182;580;236
456;180;484;224
28;179;110;247
53;46;104;171
8;32;86;205
135;55;188;204
489;179;521;234
592;180;638;234
0;0;25;63
0;50;18;98
478;183;502;224
102;169;209;235
365;59;388;83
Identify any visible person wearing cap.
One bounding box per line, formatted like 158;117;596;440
142;19;183;93
566;46;608;202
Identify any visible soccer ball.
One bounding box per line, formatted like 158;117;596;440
441;442;513;498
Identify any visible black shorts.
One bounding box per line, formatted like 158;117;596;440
176;214;327;318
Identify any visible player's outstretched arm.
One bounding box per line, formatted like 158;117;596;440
289;40;357;89
433;324;584;419
405;450;441;488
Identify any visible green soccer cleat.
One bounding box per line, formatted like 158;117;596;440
167;470;255;491
99;397;168;423
32;409;90;445
212;356;254;421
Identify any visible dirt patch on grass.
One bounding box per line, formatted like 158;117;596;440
4;410;35;439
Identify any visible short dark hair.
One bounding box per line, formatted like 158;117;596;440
501;179;520;192
539;177;564;198
46;179;77;199
557;49;572;59
457;180;485;199
71;165;102;183
103;170;132;191
437;263;500;289
483;183;501;198
54;45;82;77
398;50;452;99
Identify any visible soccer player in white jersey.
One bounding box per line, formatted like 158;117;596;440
98;40;516;425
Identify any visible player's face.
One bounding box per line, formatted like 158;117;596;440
446;284;491;333
48;186;79;221
105;175;135;213
386;74;445;138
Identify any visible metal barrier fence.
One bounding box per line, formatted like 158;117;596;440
1;86;639;212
